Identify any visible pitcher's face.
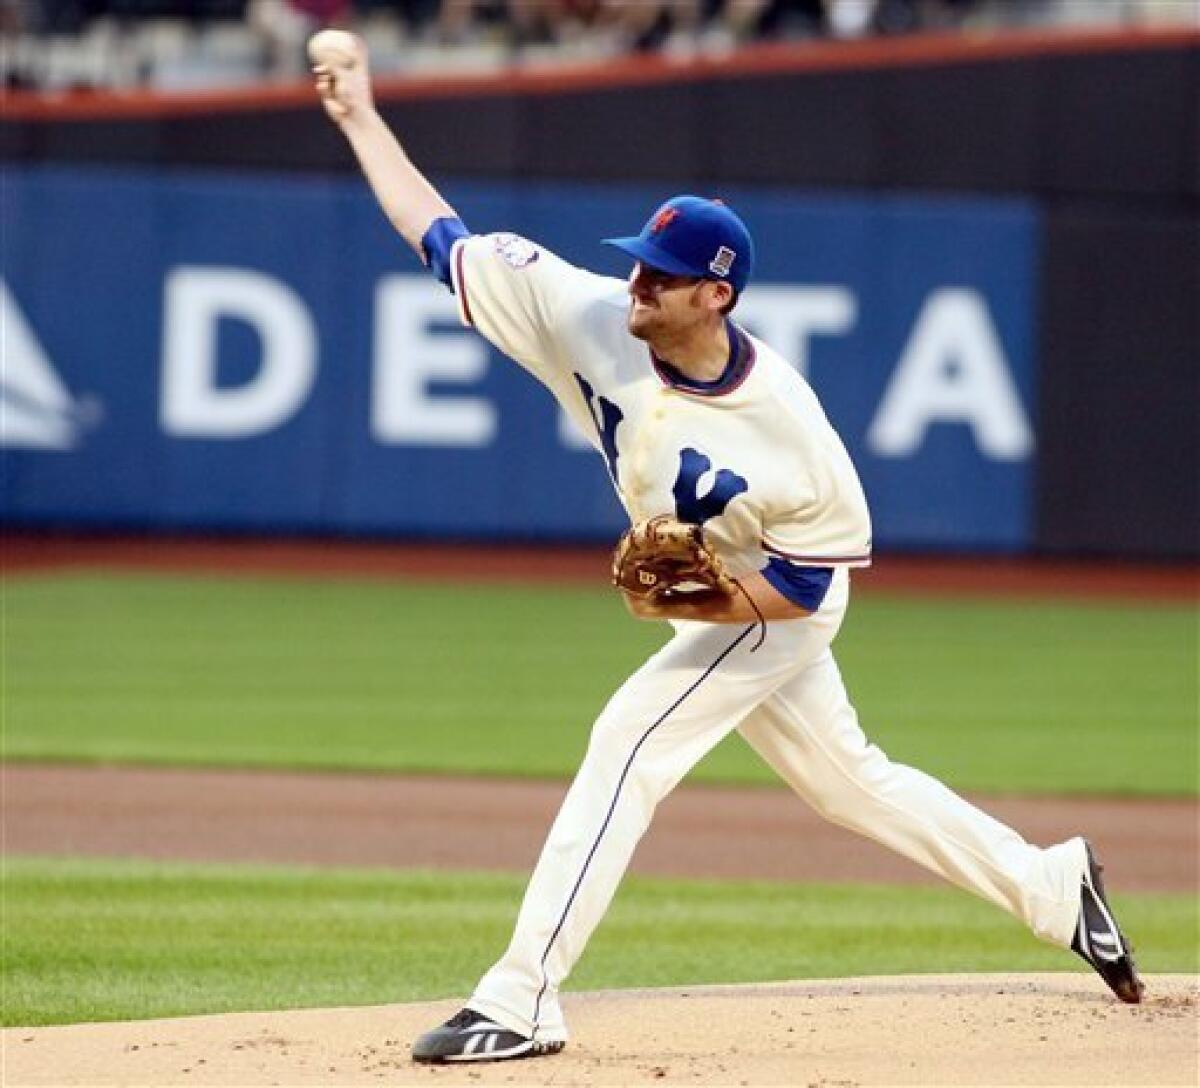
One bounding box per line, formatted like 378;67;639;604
626;262;712;342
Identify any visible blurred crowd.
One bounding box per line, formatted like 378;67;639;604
3;0;1196;92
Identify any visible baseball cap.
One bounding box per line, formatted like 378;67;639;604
603;195;756;295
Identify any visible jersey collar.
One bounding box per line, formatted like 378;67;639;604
650;320;756;397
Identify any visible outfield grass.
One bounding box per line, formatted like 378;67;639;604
4;573;1196;794
5;856;1196;1027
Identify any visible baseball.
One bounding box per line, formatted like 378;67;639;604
307;29;360;68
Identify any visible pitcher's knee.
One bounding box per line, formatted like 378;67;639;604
588;705;643;751
806;743;896;823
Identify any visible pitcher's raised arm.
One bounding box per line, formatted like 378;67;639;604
310;30;458;259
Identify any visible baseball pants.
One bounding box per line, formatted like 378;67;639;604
469;569;1087;1042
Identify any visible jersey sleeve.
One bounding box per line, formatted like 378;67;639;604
450;232;599;390
760;485;873;569
756;363;874;570
761;558;835;611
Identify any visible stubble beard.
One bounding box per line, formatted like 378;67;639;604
627;301;661;343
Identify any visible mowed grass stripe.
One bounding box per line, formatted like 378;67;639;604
5;856;1197;1027
4;573;1196;794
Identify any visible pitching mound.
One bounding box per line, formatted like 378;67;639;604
6;974;1196;1087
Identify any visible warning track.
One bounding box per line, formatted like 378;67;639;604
5;533;1196;603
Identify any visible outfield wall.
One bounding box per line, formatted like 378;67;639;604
3;29;1196;556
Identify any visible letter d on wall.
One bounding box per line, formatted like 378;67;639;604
161;267;316;438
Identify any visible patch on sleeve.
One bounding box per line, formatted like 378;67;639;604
493;233;540;269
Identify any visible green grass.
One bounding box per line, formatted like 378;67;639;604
3;572;1196;794
4;856;1196;1027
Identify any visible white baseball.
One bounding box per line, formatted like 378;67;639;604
307;29;360;68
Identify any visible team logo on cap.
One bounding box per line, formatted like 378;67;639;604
650;207;680;234
709;246;736;277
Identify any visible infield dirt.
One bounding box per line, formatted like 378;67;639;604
6;974;1197;1086
6;764;1196;892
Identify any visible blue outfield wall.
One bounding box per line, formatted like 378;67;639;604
2;167;1040;550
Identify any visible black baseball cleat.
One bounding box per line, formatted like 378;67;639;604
1071;841;1145;1004
411;1008;565;1064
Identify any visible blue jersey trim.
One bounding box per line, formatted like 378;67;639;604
421;216;471;290
761;558;834;612
651;320;755;396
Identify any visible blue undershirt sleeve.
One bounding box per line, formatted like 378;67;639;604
421;216;472;290
761;558;835;613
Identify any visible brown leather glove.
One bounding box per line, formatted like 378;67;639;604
611;515;738;600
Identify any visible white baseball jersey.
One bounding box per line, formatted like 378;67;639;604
450;232;872;582
446;229;1086;1048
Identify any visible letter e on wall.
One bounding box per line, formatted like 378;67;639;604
372;277;495;447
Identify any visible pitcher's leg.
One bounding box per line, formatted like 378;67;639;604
737;650;1085;946
471;620;813;1040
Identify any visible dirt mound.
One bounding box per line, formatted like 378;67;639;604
6;974;1196;1087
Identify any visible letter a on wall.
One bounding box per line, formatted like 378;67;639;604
867;289;1034;462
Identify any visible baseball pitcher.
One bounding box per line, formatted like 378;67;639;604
311;32;1144;1066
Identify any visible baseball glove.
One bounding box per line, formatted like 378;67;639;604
611;515;738;600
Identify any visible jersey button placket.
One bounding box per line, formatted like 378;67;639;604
627;394;670;519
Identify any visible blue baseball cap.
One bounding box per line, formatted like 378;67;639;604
603;195;756;295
